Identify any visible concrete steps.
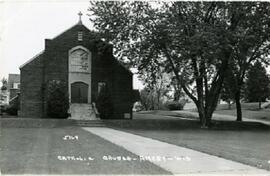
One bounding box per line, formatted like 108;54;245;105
69;103;98;120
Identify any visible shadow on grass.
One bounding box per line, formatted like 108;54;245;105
104;118;270;131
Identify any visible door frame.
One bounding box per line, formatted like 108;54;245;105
71;81;89;103
68;45;92;104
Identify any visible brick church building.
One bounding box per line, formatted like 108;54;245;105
19;14;135;119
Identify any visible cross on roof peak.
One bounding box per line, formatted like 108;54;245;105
78;11;83;25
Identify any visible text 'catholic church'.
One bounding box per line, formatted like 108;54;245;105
19;13;136;120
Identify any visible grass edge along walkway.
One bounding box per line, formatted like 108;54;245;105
83;127;270;175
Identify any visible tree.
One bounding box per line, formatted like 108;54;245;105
138;67;171;110
139;73;171;110
245;61;270;109
89;2;270;127
220;78;234;109
1;78;7;91
223;2;270;121
140;88;154;110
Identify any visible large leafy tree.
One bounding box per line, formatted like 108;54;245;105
224;2;270;121
220;77;235;109
245;61;270;109
89;2;270;127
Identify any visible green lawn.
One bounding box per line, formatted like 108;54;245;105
138;102;270;123
0;127;170;175
119;127;270;171
215;108;270;122
127;109;270;171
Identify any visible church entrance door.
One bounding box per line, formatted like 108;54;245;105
71;82;88;103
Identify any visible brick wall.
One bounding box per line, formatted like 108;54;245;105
20;23;134;119
20;54;44;118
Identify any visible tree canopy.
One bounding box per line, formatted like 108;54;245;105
246;61;270;108
89;2;270;127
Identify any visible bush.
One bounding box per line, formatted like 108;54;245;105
166;100;185;111
96;85;113;119
47;80;69;119
5;106;18;115
6;95;20;116
133;101;143;112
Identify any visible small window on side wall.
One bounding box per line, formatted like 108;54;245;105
78;31;83;41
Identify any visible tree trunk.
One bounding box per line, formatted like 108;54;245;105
235;91;242;121
228;101;231;109
196;103;213;128
197;106;206;128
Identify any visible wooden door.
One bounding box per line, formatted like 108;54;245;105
71;82;88;103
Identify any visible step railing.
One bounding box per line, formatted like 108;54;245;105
91;102;100;119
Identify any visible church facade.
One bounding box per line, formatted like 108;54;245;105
19;17;135;119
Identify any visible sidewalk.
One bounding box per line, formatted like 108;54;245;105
83;127;270;175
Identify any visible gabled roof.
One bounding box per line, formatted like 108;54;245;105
113;56;133;75
19;21;133;75
19;51;44;69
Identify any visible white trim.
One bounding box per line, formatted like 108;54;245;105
19;51;44;69
68;45;90;56
68;45;92;104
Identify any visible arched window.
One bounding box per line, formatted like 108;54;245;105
69;48;89;72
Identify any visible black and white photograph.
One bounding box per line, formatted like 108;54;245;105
0;0;270;175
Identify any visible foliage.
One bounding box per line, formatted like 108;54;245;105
139;79;171;111
222;2;270;121
89;2;270;127
47;80;69;119
5;106;18;115
133;102;143;112
245;61;270;108
166;100;185;111
6;95;20;116
1;78;7;91
96;84;114;119
220;73;237;109
139;88;154;110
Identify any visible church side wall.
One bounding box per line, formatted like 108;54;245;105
112;62;133;119
91;53;114;103
20;56;44;118
91;53;134;119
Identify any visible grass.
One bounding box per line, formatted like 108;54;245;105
0;126;170;175
119;127;270;171
214;103;270;122
141;102;270;123
106;112;270;171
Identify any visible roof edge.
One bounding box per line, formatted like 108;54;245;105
19;51;44;69
113;57;133;75
51;22;90;41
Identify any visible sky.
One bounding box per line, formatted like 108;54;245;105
0;0;144;89
0;0;269;89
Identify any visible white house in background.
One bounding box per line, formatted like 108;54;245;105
0;89;9;105
7;74;20;102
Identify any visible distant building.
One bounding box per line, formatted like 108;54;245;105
7;74;20;101
19;13;136;119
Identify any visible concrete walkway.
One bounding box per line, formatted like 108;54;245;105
83;127;270;175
